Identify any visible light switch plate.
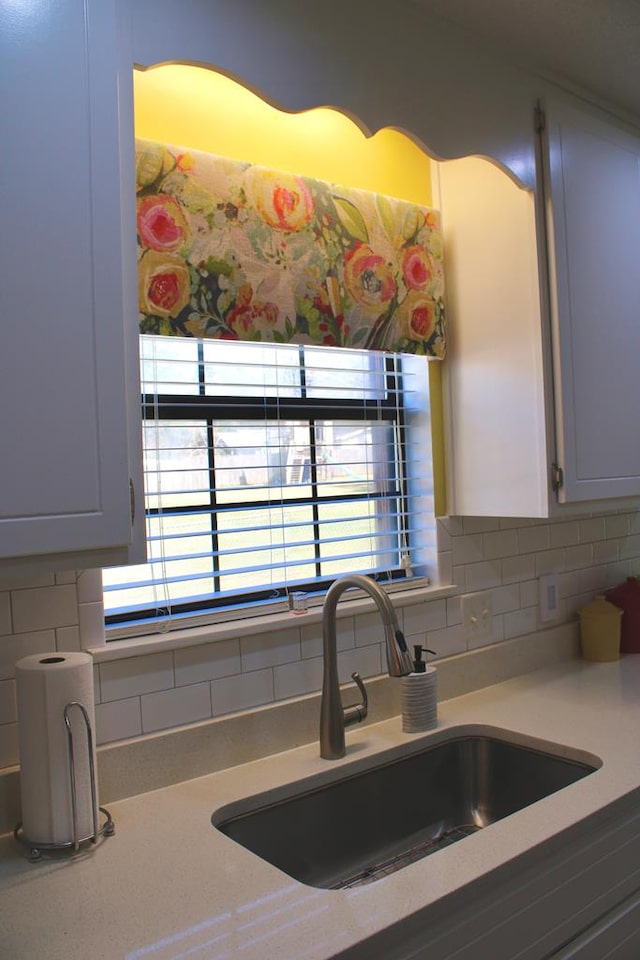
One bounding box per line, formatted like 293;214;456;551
461;592;493;641
539;574;560;622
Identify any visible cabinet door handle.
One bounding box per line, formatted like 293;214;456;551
129;478;136;525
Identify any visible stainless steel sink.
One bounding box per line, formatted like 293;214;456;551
213;731;599;889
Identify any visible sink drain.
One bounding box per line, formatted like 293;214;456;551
331;823;482;889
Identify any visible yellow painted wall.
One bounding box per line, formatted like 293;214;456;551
133;63;445;514
133;65;432;206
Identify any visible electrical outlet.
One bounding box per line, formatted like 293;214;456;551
461;592;493;641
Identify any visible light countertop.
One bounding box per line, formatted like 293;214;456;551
2;656;640;960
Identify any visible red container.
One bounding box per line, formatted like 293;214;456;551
605;577;640;653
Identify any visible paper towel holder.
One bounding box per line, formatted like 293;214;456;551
14;700;115;861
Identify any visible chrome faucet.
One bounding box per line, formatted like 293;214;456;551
319;574;414;759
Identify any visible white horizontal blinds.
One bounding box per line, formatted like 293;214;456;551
103;336;431;628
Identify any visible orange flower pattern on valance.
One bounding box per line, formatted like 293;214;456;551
135;138;446;357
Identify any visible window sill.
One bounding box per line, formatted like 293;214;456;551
89;580;457;663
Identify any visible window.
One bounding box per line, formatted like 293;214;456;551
103;336;435;636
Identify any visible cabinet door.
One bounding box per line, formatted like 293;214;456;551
542;100;640;503
0;0;142;564
549;888;640;959
438;156;549;518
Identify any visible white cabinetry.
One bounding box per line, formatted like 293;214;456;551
542;99;640;504
0;0;144;570
129;0;640;518
441;100;640;517
549;890;640;958
438;156;551;518
363;791;640;960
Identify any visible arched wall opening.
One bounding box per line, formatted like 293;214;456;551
132;63;546;521
133;62;449;511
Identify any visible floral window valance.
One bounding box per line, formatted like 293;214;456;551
135;137;446;357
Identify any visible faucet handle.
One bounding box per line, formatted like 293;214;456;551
343;671;368;727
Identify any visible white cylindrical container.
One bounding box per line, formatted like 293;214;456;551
401;667;438;734
16;652;98;847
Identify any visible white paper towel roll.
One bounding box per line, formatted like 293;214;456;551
16;652;98;846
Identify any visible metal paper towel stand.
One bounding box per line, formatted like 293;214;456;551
14;700;115;861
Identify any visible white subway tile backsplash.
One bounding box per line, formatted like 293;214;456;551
580;517;606;542
3;505;640;772
452;534;484;566
174;639;241;686
55;625;81;652
562;593;593;620
491;583;521;615
451;564;466;593
0;630;56;681
565;544;594;570
603;562;630;589
436;522;452;551
518;525;550;553
504;606;538;640
301;617;353;659
492;614;505;643
95;697;142;744
558;571;581;600
77;569;103;604
100;651;174;702
55;570;78;585
438;516;464;537
355;610;392;648
605;515;630;539
0;679;17;723
240;629;301;671
483;529;518;560
446;596;462;627
549;522;581;549
519;579;538;608
141;682;211;733
593;539;619;564
468;615;504;650
620;535;640;560
275;642;382;702
11;584;78;634
552;516;576;530
534;549;567;576
427;623;467;658
212;669;274;716
274;656;323;700
501;554;536;584
0;572;54;591
578;566;604;595
403;599;447;634
0;594;11;636
0;722;19;768
78;601;105;647
437;550;453;587
338;643;382;683
500;518;533;529
462;517;500;534
464;560;502;592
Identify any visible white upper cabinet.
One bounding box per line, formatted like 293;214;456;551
0;0;144;569
130;0;640;519
440;99;640;518
1;0;637;563
438;156;550;518
541;99;640;503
